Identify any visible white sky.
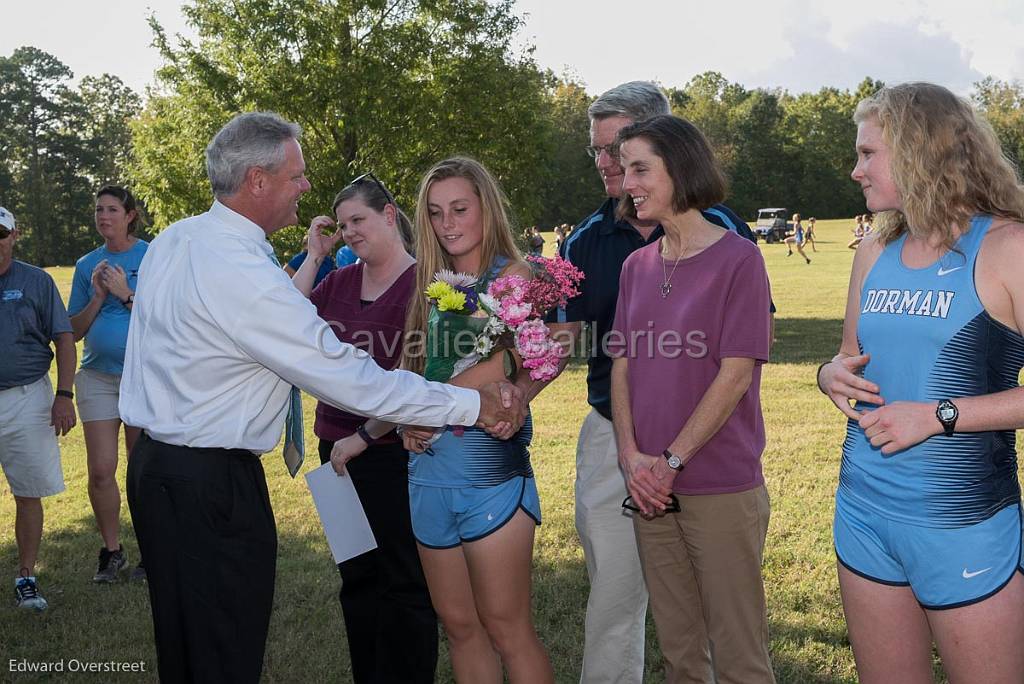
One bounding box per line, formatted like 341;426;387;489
7;0;1024;97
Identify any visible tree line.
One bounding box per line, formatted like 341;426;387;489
3;0;1023;266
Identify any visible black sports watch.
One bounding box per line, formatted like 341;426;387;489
935;399;959;437
663;449;684;471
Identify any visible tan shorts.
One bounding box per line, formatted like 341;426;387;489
75;368;123;423
0;375;65;498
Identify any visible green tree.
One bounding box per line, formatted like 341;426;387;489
973;77;1024;170
534;77;604;228
130;0;555;257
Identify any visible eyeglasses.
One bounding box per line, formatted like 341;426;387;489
347;172;394;205
622;494;681;514
584;143;617;160
0;227;12;240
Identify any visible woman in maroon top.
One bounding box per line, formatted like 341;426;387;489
610;116;775;684
292;174;436;683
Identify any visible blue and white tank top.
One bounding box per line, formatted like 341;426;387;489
409;255;534;487
839;216;1024;527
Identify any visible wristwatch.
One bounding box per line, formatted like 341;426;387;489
56;389;74;400
123;293;134;307
663;449;684;471
355;424;373;446
935;399;959;437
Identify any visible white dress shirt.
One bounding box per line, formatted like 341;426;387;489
119;201;480;453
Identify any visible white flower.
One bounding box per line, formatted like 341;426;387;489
435;269;477;288
484;315;506;336
473;335;495;356
477;292;499;314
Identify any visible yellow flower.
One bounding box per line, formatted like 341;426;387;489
437;290;467;312
426;281;454;301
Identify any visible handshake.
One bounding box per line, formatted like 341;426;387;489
476;381;528;440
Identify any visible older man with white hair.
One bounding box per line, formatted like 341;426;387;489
121;112;524;682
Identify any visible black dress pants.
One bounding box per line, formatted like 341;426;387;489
127;432;277;683
318;438;437;683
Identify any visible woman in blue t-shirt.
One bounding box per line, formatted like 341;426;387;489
68;185;148;584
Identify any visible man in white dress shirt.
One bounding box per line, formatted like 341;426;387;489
120;112;523;683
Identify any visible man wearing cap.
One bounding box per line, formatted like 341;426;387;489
0;206;77;612
120;111;524;682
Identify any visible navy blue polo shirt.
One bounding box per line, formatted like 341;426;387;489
550;198;775;420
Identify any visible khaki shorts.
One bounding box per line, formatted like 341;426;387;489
0;375;65;498
75;368;123;423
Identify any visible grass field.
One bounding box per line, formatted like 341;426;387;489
1;219;951;682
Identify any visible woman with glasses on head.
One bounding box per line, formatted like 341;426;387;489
291;173;435;683
610;115;775;683
819;82;1024;684
379;157;553;683
67;185;149;584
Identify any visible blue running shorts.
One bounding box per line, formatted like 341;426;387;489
410;476;541;549
834;490;1023;609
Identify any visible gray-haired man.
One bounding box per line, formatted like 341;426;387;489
121;112;524;681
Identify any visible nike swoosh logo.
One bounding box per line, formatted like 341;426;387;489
962;567;992;579
486;513;494;521
937;266;964;276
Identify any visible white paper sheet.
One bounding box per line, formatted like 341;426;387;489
305;462;377;563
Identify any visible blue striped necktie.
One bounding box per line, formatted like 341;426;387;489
268;249;305;477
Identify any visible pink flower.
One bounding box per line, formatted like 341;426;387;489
499;300;532;327
516;319;549;357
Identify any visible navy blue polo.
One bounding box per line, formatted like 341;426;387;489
550;198;775;420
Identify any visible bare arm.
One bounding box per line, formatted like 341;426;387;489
665;357;756;462
51;332;77;435
70;262;108;341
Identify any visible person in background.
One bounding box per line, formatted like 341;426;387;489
819;82;1024;683
527;225;545;256
785;212;811;263
848;215;866;250
612;114;775;683
283;234;336;287
68;185;148;584
804;216;818;252
0;206;77;611
292;173;436;683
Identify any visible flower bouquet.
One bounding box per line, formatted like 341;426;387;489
423;256;584;384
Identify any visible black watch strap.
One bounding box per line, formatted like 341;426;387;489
355;424;373;446
56;389;74;400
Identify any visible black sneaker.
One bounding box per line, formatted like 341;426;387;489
130;562;147;584
93;546;128;583
15;576;48;611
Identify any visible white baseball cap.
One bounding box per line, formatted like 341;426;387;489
0;207;15;231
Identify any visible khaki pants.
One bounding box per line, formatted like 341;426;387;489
575;409;648;684
633;485;775;684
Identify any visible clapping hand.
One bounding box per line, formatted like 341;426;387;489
91;260;110;298
476;381;526;438
306;216;344;260
100;264;132;303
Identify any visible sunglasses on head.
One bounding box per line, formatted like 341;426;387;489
347;172;394;205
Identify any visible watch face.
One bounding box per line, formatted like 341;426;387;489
668;455;682;469
939;406;956;421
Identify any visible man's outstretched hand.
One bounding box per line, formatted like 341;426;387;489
476;381;527;439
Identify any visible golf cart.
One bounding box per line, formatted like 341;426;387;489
754;208;791;243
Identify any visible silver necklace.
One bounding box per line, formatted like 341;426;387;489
660;240;686;298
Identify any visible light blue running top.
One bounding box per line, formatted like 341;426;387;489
840;216;1024;528
409;255;534;487
67;240;149;375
